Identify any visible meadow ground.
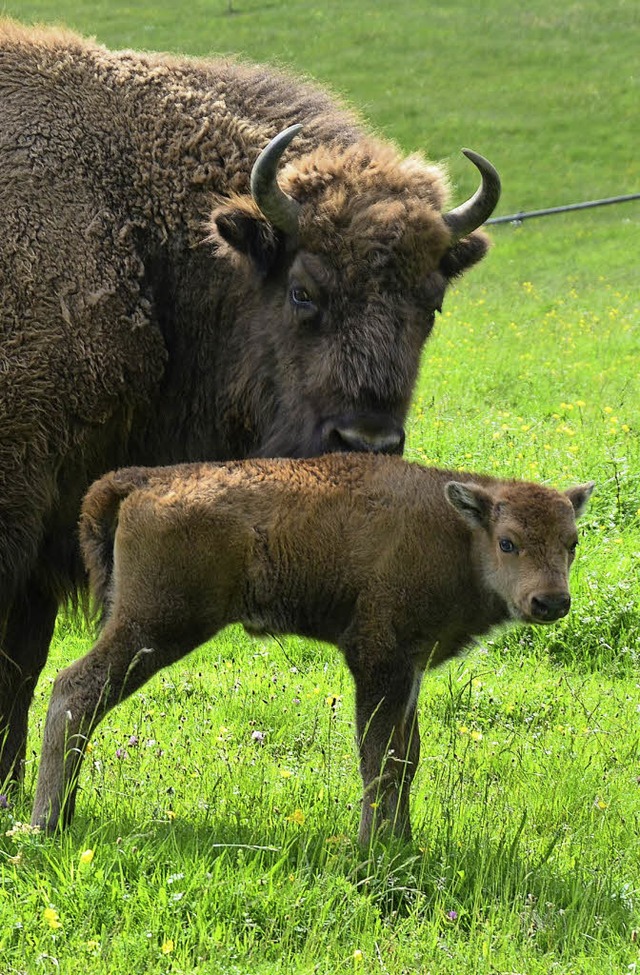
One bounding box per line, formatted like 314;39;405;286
0;2;638;972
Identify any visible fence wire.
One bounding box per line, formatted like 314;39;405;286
486;193;640;226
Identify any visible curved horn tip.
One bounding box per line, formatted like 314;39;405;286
461;147;501;191
442;147;501;241
255;123;303;169
250;123;304;237
279;122;304;142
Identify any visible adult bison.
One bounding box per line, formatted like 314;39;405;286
0;19;500;785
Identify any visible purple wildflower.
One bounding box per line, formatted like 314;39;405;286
446;910;458;921
251;730;266;743
0;794;8;809
115;748;128;760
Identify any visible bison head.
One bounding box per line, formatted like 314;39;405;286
446;479;594;624
209;125;500;458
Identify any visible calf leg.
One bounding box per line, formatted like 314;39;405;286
350;653;423;846
31;617;198;832
0;582;58;787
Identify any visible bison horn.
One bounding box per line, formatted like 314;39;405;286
250;123;302;237
443;149;501;241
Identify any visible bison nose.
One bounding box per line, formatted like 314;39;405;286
530;592;571;622
324;415;405;455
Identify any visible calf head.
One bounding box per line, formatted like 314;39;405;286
446;479;595;623
209;126;500;458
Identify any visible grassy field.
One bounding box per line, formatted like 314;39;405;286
1;1;639;973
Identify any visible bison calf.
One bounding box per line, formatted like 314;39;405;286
31;455;593;843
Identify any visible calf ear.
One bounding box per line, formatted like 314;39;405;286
564;481;595;519
445;481;493;529
212;205;283;275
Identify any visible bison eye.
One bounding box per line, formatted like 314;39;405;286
568;539;578;554
499;538;517;554
290;286;315;310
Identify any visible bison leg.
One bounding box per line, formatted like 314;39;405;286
31;618;196;832
349;650;423;846
0;581;58;787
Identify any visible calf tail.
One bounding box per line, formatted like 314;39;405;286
79;467;152;620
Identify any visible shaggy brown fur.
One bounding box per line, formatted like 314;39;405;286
0;19;497;784
30;455;593;842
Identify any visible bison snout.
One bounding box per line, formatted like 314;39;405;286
323;414;405;455
529;592;571;623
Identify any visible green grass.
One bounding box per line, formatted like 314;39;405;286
1;1;639;972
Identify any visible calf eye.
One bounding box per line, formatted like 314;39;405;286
499;538;517;554
568;539;578;554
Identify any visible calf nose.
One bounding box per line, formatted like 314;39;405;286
530;592;571;622
326;415;405;455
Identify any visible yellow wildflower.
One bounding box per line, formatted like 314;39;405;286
79;848;94;865
44;906;62;930
161;939;174;954
286;809;305;825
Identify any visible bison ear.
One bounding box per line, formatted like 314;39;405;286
445;481;493;529
439;231;490;281
564;481;595;519
213;206;283;275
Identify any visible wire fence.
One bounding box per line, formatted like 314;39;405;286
486;193;640;226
